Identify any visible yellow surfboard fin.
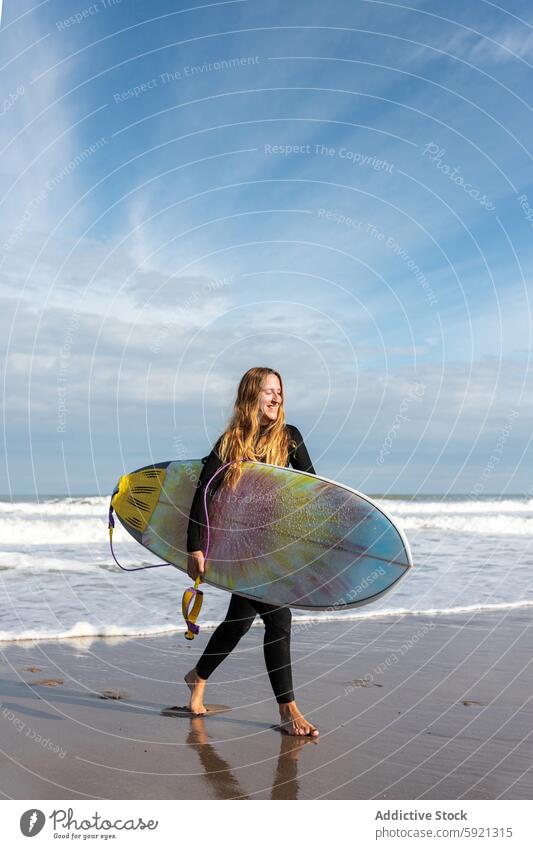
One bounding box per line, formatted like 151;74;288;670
111;467;166;533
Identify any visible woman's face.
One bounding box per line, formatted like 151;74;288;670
258;373;282;425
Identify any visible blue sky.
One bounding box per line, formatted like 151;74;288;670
1;0;532;495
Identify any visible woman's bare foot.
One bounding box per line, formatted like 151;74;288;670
278;701;319;736
184;668;207;715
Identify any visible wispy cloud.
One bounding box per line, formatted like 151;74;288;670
444;22;533;65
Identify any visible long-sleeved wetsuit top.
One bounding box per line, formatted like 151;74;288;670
186;424;316;554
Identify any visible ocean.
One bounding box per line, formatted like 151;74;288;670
0;494;532;645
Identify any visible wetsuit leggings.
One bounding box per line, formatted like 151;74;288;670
195;593;295;704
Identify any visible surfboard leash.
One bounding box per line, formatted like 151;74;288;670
108;457;245;640
183;458;244;640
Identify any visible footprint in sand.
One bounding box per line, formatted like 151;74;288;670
161;704;231;717
98;690;128;700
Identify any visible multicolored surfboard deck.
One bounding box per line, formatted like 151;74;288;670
111;460;413;609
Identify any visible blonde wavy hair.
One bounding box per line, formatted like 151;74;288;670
216;367;297;489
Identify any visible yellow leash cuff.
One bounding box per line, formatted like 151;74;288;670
182;576;204;640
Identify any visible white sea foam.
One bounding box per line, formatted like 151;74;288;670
291;599;533;622
395;514;533;536
0;550;112;573
0;517;110;545
1;601;532;645
373;497;533;536
375;497;533;514
0;497;108;516
0;620;223;645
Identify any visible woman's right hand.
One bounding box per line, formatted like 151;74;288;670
187;550;205;582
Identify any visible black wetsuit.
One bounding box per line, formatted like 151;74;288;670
186;424;316;704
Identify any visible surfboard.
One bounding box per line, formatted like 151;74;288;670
110;460;413;610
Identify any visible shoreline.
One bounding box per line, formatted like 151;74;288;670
1;599;533;646
1;610;532;799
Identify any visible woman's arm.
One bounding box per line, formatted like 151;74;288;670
186;439;225;554
287;424;316;475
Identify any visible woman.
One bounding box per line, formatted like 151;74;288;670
184;367;319;737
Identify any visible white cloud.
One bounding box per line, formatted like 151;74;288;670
440;22;533;65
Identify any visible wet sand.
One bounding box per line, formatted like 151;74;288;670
0;610;531;799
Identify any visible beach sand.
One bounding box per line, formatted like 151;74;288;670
0;610;531;800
